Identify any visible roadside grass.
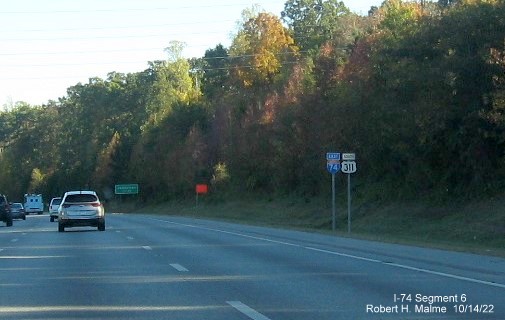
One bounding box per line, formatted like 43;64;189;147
111;195;505;258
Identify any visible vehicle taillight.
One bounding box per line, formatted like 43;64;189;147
91;202;101;207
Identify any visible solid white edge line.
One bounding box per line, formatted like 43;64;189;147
303;246;382;263
384;262;505;289
142;246;152;250
170;263;188;272
227;301;271;320
148;217;505;289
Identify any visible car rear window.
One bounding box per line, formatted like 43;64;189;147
51;199;62;205
65;194;98;203
11;203;22;208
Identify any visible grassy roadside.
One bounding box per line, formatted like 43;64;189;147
109;195;505;258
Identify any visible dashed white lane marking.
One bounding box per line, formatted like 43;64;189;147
10;239;18;243
148;218;505;290
142;246;152;250
126;236;134;240
170;263;188;272
227;301;271;320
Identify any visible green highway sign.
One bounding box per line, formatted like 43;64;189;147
115;184;139;195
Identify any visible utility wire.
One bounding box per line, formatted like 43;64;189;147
0;2;278;14
1;21;237;34
0;61;303;80
0;50;303;68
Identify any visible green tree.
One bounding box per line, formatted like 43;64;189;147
129;102;211;199
201;44;230;100
282;0;351;51
144;41;200;126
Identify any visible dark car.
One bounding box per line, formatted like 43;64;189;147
10;202;26;220
0;194;12;227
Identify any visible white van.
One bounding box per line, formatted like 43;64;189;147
24;194;44;215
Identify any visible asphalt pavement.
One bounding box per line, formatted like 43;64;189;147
1;213;504;319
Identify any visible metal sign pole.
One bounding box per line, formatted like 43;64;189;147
341;153;356;234
332;173;336;231
347;173;351;234
326;152;341;232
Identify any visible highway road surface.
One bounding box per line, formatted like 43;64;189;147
1;213;504;319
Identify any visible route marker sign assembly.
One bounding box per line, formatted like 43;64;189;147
341;153;356;174
325;151;358;233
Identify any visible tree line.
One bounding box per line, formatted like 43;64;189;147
1;0;504;204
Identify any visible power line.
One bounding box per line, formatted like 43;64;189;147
0;30;229;42
0;33;311;57
1;20;237;34
0;2;277;14
0;47;166;56
0;60;149;68
0;50;303;67
0;60;303;80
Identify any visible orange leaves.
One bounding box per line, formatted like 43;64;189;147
230;12;298;88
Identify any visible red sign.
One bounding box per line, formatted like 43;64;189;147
195;184;208;194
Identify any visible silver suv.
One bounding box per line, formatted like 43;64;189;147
58;191;105;232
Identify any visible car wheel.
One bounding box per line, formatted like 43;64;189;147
50;216;54;222
58;223;65;232
98;219;105;231
22;215;26;220
6;218;13;227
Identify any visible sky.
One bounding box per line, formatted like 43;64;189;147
0;0;383;106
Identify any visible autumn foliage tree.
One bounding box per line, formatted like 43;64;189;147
1;0;505;203
229;11;298;89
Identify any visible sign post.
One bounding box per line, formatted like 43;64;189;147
195;184;208;206
341;153;357;234
326;152;341;231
